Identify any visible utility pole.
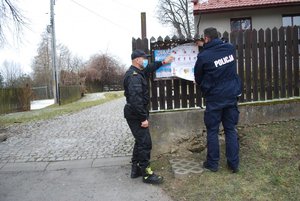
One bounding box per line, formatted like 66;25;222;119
50;0;60;104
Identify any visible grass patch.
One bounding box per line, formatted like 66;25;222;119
153;119;300;201
0;91;124;126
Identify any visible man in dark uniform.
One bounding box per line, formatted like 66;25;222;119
194;27;242;173
194;33;205;52
124;49;173;184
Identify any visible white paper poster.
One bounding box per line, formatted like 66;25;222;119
154;43;199;81
170;43;198;81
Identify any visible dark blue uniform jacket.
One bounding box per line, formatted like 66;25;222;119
123;62;162;121
194;39;242;103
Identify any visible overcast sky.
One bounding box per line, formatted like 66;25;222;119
0;0;172;73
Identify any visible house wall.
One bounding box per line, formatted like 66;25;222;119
194;6;300;34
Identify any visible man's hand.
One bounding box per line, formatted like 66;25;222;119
141;120;149;128
163;55;174;64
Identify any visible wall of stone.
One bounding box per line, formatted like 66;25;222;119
149;100;300;156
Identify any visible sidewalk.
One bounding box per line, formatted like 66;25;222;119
0;157;173;201
0;96;173;201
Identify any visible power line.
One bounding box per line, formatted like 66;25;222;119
111;0;158;19
68;0;131;33
111;0;140;12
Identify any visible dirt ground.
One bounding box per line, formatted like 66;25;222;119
152;119;300;201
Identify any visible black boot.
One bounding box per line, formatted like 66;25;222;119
142;166;163;184
131;163;142;178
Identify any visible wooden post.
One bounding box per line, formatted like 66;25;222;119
141;12;147;39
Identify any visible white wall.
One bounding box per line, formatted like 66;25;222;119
194;6;300;35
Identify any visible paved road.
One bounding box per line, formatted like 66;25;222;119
0;97;133;163
0;97;173;201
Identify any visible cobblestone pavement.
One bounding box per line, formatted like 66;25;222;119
0;97;134;163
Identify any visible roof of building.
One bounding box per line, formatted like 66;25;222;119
193;0;300;14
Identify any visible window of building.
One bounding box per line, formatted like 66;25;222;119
282;14;300;26
230;18;252;32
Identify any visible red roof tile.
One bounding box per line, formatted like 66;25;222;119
194;0;300;13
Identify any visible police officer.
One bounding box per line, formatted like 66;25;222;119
124;49;173;184
194;27;242;173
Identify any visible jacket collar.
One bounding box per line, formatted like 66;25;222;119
204;38;223;49
131;65;144;73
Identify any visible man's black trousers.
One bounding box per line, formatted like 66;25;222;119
126;119;152;169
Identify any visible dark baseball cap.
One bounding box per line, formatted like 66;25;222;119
194;33;204;41
131;49;150;60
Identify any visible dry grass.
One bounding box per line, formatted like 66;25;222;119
0;91;124;126
152;119;300;201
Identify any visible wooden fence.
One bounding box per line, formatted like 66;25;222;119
132;26;300;111
59;85;83;105
0;86;31;114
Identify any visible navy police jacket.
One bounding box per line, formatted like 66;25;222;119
123;62;163;121
194;38;242;102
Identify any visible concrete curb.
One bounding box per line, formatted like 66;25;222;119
0;157;132;172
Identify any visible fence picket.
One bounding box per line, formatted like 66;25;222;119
181;79;188;108
279;27;286;98
159;80;166;110
188;81;195;107
252;29;259;101
237;31;245;101
166;80;173;109
266;28;273;99
174;79;180;108
150;76;158;110
196;85;202;107
286;26;293;97
259;29;266;100
293;26;300;96
272;27;279;99
245;30;252;101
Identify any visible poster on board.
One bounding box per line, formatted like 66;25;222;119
153;49;173;79
154;43;199;81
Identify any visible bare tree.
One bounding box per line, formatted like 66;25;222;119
0;60;25;87
80;53;125;92
156;0;194;37
0;0;26;46
56;44;85;85
70;55;85;73
31;31;53;97
0;72;4;87
56;44;85;73
32;34;85;90
57;44;72;72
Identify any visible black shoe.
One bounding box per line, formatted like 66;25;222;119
227;164;239;173
202;161;218;172
131;164;142;178
143;174;164;184
142;166;164;184
232;168;239;173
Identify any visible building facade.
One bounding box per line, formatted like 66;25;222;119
193;0;300;34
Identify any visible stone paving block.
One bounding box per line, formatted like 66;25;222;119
0;162;49;172
169;158;204;178
0;98;134;163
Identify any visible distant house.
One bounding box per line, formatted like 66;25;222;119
193;0;300;34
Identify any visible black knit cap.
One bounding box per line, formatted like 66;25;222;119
131;49;150;60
